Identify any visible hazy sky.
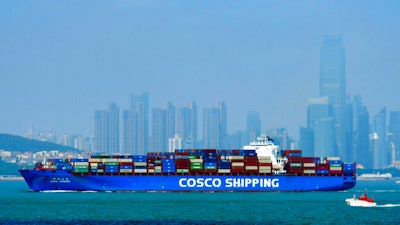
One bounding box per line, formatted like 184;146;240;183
1;1;399;139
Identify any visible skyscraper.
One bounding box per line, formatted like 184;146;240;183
352;95;370;168
319;35;347;159
166;102;176;146
305;96;334;156
177;101;197;149
371;107;387;169
94;102;119;153
203;107;221;149
203;102;227;149
108;103;120;153
94;110;108;153
246;111;261;143
388;111;400;162
122;92;149;155
151;108;166;152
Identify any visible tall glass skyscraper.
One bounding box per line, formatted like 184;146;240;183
371;107;387;169
352;95;370;168
122;92;149;155
305;96;334;156
151;108;166;152
319;35;347;159
246;111;261;143
94;102;119;153
388;111;400;162
203;102;227;149
177;101;197;149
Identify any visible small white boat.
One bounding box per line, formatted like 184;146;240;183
345;190;377;207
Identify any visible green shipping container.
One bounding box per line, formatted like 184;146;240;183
190;165;203;170
177;169;189;173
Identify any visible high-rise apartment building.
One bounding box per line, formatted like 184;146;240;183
352;95;370;168
246;111;261;143
166;102;176;146
151;108;166;152
388;111;400;162
319;35;347;159
302;96;335;156
203;102;227;149
94;102;119;153
371;107;387;169
177;101;197;149
122;92;149;155
108;103;120;153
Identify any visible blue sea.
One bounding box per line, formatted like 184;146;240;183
0;180;399;225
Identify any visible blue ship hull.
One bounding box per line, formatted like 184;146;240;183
19;169;356;192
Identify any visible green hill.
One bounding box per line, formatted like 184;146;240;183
0;133;78;153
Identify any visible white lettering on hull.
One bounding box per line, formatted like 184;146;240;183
178;178;279;189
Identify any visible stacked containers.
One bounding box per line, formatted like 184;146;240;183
147;156;155;174
119;157;133;174
154;157;162;174
71;158;89;173
230;155;245;174
284;150;303;175
343;163;356;176
104;158;119;174
190;157;203;173
258;156;272;174
133;155;147;174
302;157;316;175
203;150;217;173
218;159;231;174
162;158;175;174
244;150;258;174
328;158;343;175
175;150;190;174
315;157;329;175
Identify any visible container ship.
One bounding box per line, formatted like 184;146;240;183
19;136;356;192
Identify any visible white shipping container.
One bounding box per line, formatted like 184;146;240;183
303;163;316;167
74;162;89;166
119;158;133;163
134;169;147;173
327;157;341;160
189;159;203;163
303;169;316;174
245;166;258;170
102;158;119;163
228;156;244;160
257;156;271;160
329;167;342;171
89;158;102;163
218;169;231;173
231;162;245;167
258;166;272;170
134;162;147;166
119;169;133;173
147;169;155;173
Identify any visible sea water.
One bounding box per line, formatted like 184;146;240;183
0;180;399;224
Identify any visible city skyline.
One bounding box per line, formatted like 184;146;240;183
1;1;400;141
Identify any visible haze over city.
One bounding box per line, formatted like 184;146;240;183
1;1;399;139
